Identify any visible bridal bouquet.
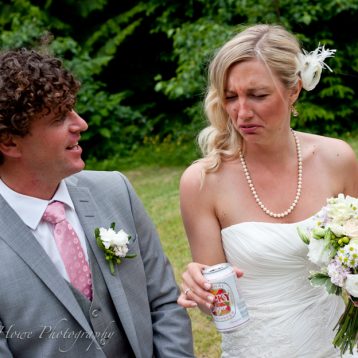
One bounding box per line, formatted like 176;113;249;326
298;194;358;355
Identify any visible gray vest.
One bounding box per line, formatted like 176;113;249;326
68;243;135;358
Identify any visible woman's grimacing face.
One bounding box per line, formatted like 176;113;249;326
223;59;297;142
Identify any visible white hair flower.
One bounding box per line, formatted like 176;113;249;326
296;44;336;91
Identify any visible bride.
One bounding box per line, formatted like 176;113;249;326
177;24;358;357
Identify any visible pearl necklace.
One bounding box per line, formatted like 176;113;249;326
239;129;303;218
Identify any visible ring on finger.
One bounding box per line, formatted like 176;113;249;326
184;288;191;296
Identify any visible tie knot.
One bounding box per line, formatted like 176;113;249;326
43;201;66;224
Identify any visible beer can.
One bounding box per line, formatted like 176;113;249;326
202;263;249;332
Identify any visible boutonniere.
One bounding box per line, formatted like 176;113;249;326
95;222;136;275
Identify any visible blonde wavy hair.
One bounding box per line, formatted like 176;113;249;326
199;24;301;173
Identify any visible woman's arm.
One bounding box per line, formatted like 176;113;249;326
177;163;235;312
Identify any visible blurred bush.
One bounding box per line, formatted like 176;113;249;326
1;0;357;163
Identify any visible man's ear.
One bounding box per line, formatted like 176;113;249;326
0;134;22;159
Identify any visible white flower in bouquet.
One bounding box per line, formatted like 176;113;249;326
307;237;331;267
342;219;358;239
327;223;346;237
327;194;358;225
337;242;358;268
345;274;358;298
326;218;358;240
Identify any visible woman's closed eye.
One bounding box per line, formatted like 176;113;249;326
251;93;268;99
225;91;238;101
225;93;238;101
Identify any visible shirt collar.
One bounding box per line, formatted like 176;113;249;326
0;180;75;230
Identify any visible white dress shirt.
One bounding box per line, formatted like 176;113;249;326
0;179;90;282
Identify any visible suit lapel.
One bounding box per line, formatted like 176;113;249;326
0;195;94;335
66;178;141;357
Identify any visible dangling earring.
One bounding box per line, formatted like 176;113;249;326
291;105;299;117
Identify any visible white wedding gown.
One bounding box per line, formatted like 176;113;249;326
221;216;358;358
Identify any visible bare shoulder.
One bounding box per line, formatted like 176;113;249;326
180;158;225;214
300;131;358;195
301;132;357;165
180;160;204;187
180;158;218;192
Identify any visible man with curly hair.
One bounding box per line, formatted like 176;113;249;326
0;49;194;358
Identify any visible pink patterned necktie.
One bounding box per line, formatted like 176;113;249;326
43;201;93;300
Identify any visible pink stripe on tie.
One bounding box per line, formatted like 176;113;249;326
43;201;93;300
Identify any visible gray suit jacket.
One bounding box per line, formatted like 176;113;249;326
0;170;194;357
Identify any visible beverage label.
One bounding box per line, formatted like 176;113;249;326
203;263;249;331
211;283;236;321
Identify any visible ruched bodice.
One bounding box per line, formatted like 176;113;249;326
220;217;355;358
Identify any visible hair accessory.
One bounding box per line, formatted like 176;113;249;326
297;45;336;91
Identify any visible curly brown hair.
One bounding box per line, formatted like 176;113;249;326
0;48;80;163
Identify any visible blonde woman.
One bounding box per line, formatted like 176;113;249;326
178;24;358;357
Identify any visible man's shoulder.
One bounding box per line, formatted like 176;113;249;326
70;170;126;183
66;170;132;194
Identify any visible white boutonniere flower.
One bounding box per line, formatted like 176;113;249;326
95;223;136;275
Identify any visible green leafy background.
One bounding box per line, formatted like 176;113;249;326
1;0;357;165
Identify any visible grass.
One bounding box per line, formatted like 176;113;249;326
123;167;221;358
92;133;357;358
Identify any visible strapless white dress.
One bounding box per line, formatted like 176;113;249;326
221;217;357;358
